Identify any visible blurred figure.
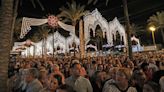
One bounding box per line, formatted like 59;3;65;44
40;75;59;92
25;68;43;92
38;67;48;87
56;84;75;92
51;64;65;85
159;76;164;92
143;81;160;92
141;62;153;81
91;71;106;92
131;68;147;92
102;67;119;92
103;68;137;92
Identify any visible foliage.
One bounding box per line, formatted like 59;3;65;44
30;24;51;42
131;23;145;37
57;1;89;26
148;11;164;44
87;0;109;5
148;11;164;29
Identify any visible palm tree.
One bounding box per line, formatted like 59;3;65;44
131;23;145;36
122;0;132;59
58;1;88;27
38;24;51;58
57;1;88;57
0;0;14;91
148;11;164;45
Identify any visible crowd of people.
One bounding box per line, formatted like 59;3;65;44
8;50;164;92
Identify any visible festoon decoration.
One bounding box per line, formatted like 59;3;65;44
20;15;75;39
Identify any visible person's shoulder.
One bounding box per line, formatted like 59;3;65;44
39;88;47;92
66;76;72;80
127;87;137;92
65;76;72;82
79;76;89;81
106;84;119;92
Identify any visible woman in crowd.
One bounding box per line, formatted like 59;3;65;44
91;71;106;92
103;68;137;92
40;75;59;92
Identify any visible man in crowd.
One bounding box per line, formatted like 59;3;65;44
25;68;43;92
65;62;93;92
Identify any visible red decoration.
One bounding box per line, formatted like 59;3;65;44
48;15;58;28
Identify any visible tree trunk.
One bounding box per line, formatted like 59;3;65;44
79;20;85;59
160;28;164;46
72;21;76;57
11;0;19;49
122;0;133;59
0;0;13;92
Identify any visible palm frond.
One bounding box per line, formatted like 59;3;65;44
87;0;109;5
93;0;98;5
87;0;93;5
106;0;109;5
36;0;45;11
148;11;164;28
30;0;36;8
57;1;87;25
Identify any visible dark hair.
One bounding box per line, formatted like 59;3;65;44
56;84;75;92
92;60;96;64
140;62;149;71
71;62;80;68
144;81;160;92
28;68;39;78
53;74;62;85
91;70;101;81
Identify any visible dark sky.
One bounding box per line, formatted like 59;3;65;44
14;0;164;45
18;0;164;26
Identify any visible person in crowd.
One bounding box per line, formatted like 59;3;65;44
56;84;75;92
102;67;119;92
51;64;65;85
38;67;48;87
91;71;106;92
159;76;164;92
141;62;153;81
152;70;164;84
80;66;87;78
143;81;160;92
88;60;97;77
131;68;147;92
97;64;104;71
103;68;137;92
25;68;43;92
40;75;59;92
63;63;71;78
65;62;93;92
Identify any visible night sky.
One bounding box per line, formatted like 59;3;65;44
0;0;163;45
18;0;164;26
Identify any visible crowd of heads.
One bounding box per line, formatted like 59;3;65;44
8;50;164;92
